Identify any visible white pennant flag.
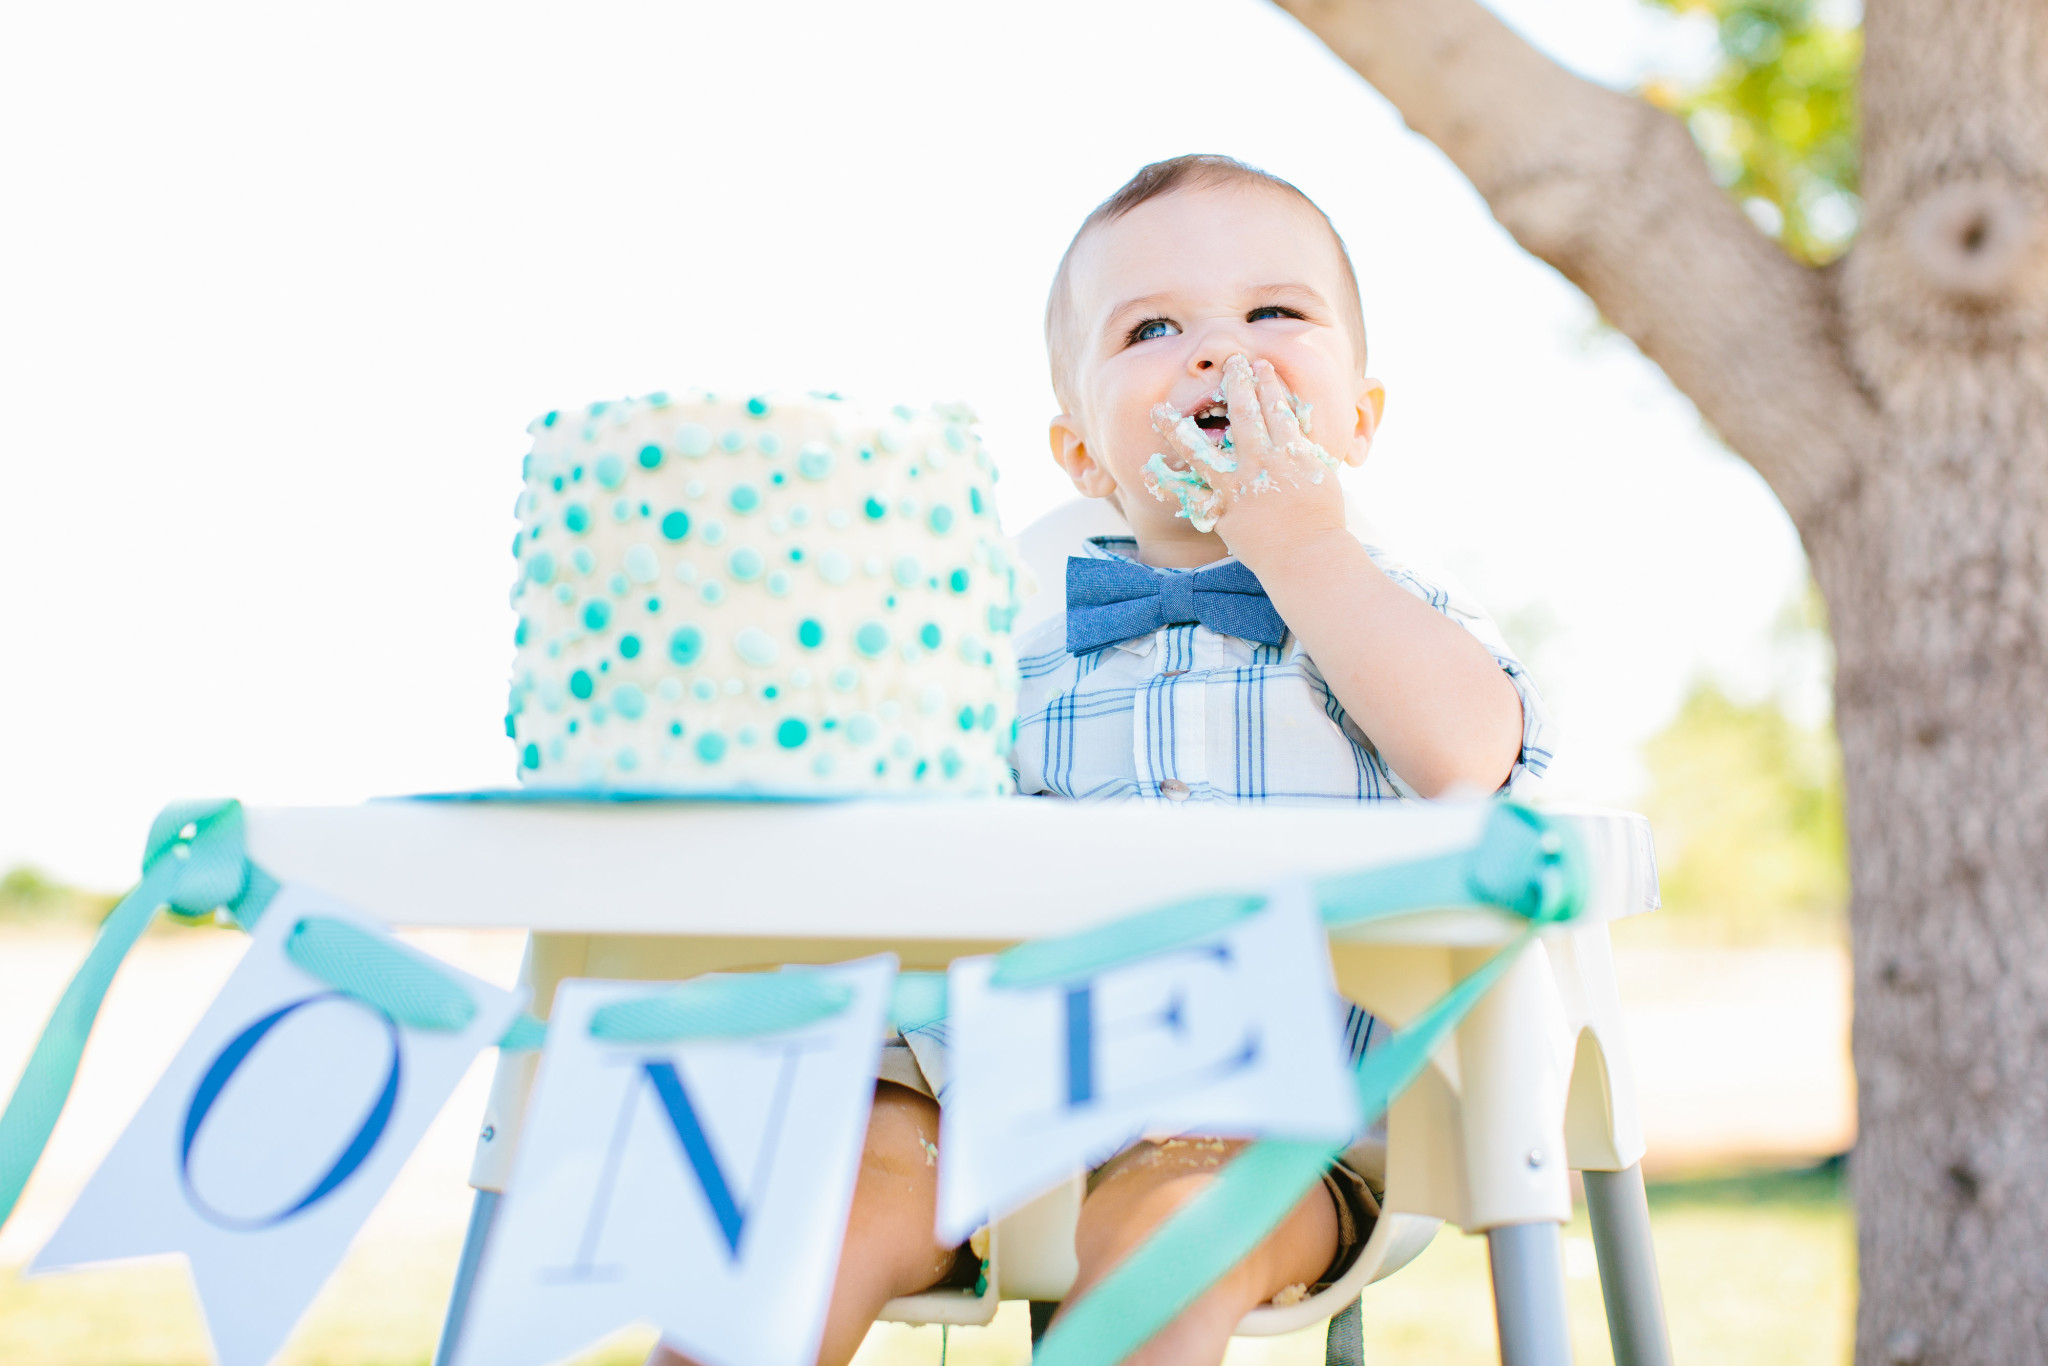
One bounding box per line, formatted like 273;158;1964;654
31;885;525;1366
937;880;1359;1244
451;956;894;1366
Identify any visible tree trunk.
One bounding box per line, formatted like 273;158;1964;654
1270;0;2048;1360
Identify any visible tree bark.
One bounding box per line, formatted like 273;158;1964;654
1271;1;2048;1361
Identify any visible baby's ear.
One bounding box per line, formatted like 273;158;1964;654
1049;415;1119;499
1342;381;1387;468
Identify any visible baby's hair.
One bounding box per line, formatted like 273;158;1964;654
1044;154;1368;413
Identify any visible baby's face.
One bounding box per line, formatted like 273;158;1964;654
1052;183;1380;548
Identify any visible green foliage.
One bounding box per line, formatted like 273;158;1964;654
0;866;116;927
1639;675;1847;944
1641;0;1862;262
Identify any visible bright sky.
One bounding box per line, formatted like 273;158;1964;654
0;0;1813;889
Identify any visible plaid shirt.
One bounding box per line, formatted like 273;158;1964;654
1012;535;1555;803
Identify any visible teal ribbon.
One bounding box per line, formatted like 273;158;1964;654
590;971;854;1041
0;800;276;1233
1032;803;1586;1366
0;800;550;1237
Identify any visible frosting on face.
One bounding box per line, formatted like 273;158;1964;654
1141;386;1327;531
506;390;1024;795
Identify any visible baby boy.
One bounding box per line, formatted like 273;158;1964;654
654;155;1553;1366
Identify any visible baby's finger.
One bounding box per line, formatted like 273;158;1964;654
1221;353;1273;456
1252;359;1307;448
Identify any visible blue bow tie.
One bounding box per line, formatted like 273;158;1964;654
1065;556;1289;654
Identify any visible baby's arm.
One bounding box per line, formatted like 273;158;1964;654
1159;355;1523;797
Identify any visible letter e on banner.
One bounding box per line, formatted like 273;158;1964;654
937;881;1358;1244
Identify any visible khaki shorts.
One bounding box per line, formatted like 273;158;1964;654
879;1039;1381;1295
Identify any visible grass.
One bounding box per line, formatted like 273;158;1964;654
0;1166;1851;1366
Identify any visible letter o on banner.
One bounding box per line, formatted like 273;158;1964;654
178;992;403;1231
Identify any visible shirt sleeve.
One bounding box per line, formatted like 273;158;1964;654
1359;542;1558;795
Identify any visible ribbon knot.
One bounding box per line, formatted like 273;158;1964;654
1065;556;1288;655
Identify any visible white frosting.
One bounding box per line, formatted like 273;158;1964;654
507;391;1023;796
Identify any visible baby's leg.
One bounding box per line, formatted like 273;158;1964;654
1058;1139;1338;1366
646;1082;957;1366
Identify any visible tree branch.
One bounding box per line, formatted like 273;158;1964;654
1272;0;1878;531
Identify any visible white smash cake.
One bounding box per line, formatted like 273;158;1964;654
507;390;1023;796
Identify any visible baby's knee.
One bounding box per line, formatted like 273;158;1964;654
860;1081;941;1183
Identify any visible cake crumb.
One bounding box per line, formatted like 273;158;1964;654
1270;1282;1310;1308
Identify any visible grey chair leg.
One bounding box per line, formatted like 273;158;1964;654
433;1188;501;1366
1325;1295;1365;1366
1486;1221;1573;1366
1582;1165;1673;1366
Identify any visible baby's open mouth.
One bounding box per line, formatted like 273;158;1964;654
1190;400;1230;442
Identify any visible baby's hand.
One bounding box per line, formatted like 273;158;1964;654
1143;353;1345;553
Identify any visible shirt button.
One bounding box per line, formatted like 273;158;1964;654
1159;778;1191;801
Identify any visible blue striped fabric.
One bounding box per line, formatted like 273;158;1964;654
1014;536;1556;804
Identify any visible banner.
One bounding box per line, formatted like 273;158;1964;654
936;879;1358;1244
30;886;525;1366
449;959;895;1366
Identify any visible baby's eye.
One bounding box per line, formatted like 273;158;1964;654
1128;318;1179;344
1248;305;1305;322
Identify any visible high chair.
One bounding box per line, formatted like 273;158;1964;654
239;795;1671;1366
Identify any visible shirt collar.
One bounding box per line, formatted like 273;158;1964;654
1081;535;1242;573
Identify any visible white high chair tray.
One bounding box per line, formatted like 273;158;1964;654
243;798;1657;941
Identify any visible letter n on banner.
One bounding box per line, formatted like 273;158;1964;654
937;881;1360;1245
30;888;525;1366
450;957;893;1366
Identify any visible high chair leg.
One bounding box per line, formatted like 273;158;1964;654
434;1188;500;1366
1324;1296;1364;1366
1583;1164;1672;1366
1486;1221;1572;1366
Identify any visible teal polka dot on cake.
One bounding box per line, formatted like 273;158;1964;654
920;622;942;649
582;599;611;631
521;743;540;770
728;547;764;581
514;618;529;646
660;510;690;541
619;633;641;659
776;717;808;749
691;678;718;701
765;571;791;596
616;747;639;772
893;555;921;587
564;503;590;534
729;484;761;514
817;551;852;585
720;429;747;453
527;551;557;585
863;496;887;520
846;714;878;745
949;568;970;593
613;683;646;719
756;432;781;456
854;622;890;658
745;396;771;417
638;443;664;469
970;487;985;516
944;423;969;453
832;666;860;692
980;702;997;730
674;424;712;457
569;669;594;700
700;581;725;604
797;445;834;481
797;618;825;649
572;547;595;575
928;505;955;534
595;454;626;489
734;627;778;666
625;544;660;583
696;731;728;763
668;625;704;665
957;705;976;731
